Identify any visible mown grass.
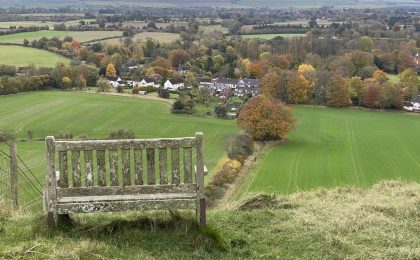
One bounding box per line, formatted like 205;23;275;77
0;91;239;182
240;106;420;195
0;30;124;44
0;45;70;67
0;180;418;259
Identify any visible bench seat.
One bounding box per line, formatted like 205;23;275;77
56;193;197;214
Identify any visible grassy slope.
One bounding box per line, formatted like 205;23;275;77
0;45;70;67
241;106;420;195
0;30;123;44
0;91;238;181
0;180;418;259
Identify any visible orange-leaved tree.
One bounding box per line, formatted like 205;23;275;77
237;95;296;141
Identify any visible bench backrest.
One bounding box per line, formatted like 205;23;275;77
45;133;205;201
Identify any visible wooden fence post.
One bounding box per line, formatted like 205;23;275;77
10;142;18;210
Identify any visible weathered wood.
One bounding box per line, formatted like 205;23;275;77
44;133;207;227
57;184;197;197
45;136;58;227
146;148;155;185
200;198;206;227
134;149;143;185
10;143;18;210
195;132;205;198
195;132;206;227
122;149;131;186
96;150;106;187
57;198;197;214
159;148;168;184
109;150;119;186
171;148;180;185
183;147;192;184
84;150;94;187
71;150;81;187
55;138;197;152
58;151;68;188
59;192;196;203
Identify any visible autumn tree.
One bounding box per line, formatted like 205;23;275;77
350;76;365;106
363;79;381;108
237;95;296;141
260;71;282;97
195;87;212;105
373;69;389;85
286;74;309;104
106;63;117;77
326;76;352;107
399;68;419;99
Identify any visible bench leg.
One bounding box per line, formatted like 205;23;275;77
47;211;58;229
199;198;206;228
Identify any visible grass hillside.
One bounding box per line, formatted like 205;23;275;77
0;180;418;259
240;106;420;195
0;45;70;67
0;91;238;180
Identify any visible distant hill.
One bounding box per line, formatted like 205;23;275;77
0;0;419;8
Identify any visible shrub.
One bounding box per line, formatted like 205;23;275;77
225;134;254;164
158;88;170;98
132;86;156;94
171;100;195;114
109;129;135;139
214;105;227;118
56;131;73;140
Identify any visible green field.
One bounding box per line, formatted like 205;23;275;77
0;30;123;44
0;45;70;67
0;19;96;29
240;106;420;195
0;92;238;182
228;33;306;40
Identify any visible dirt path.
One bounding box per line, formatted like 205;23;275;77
215;142;266;208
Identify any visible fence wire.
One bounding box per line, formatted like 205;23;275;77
0;141;43;213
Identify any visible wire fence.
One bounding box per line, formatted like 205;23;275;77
0;141;43;213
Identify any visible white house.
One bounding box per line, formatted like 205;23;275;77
163;79;184;91
109;77;124;88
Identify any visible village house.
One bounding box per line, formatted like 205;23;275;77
163;79;184;91
199;77;260;98
109;77;125;88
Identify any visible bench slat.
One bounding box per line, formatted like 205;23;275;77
97;150;106;187
59;192;196;203
57;184;197;197
171;148;180;185
58;151;68;188
183;147;192;184
146;148;155;185
134;149;143;185
57;198;197;214
84;150;94;187
159;148;168;185
122;149;131;186
55;138;197;152
109;150;119;186
71;150;81;187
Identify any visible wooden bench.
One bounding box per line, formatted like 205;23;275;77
43;133;207;228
